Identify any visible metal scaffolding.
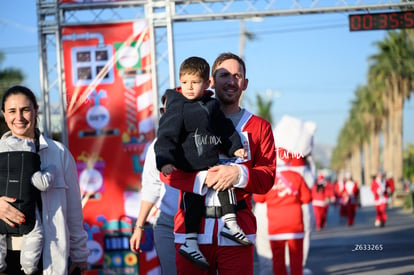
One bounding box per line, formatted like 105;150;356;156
36;0;413;144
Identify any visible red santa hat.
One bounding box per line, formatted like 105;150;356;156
317;174;325;182
317;174;326;185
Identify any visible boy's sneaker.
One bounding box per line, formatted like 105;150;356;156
178;243;209;270
220;224;252;246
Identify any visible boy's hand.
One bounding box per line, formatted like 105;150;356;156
161;164;176;176
234;148;247;159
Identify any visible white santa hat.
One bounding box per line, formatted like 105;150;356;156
273;115;317;188
344;171;352;180
273;115;317;157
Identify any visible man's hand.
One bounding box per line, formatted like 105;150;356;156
205;165;240;191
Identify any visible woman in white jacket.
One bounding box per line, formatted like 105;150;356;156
0;85;89;274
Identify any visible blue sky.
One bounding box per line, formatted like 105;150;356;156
1;0;413;147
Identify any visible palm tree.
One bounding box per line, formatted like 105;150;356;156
332;83;381;186
357;82;388;184
368;30;414;188
352;85;375;185
331;114;363;185
254;93;273;125
403;143;414;183
332;30;414;190
0;51;25;135
0;52;25;93
331;128;349;172
349;96;369;185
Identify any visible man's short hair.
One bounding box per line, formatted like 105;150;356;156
212;52;246;79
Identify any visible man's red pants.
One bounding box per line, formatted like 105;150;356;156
175;222;254;275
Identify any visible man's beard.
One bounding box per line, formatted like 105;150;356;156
216;91;239;105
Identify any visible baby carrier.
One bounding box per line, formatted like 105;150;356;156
0;151;41;235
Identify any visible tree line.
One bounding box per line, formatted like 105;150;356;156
330;30;414;190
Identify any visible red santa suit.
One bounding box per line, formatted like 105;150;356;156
324;179;335;214
334;178;347;218
254;115;316;275
253;170;312;275
312;175;334;230
336;173;359;226
386;175;395;206
371;173;395;227
386;177;395;196
161;110;276;274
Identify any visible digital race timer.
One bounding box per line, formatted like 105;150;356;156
349;10;414;31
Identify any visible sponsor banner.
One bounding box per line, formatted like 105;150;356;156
62;20;159;274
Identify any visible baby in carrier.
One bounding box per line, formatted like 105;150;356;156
0;135;54;274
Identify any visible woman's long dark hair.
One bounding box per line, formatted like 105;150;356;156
1;85;39;130
1;85;39;112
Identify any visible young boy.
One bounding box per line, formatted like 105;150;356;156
154;56;251;270
0;134;54;274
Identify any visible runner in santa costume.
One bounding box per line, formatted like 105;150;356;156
312;174;335;231
254;115;316;275
371;171;395;227
337;172;359;226
253;163;312;275
334;171;347;223
161;109;276;274
324;176;335;226
385;172;395;208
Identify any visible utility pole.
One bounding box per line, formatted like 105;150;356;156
239;19;257;105
239;19;246;61
239;19;257;61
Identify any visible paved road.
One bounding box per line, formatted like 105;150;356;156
305;205;414;275
253;205;414;275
